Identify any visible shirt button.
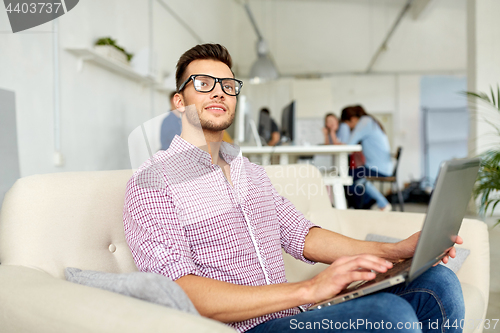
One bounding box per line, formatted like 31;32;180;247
108;244;117;253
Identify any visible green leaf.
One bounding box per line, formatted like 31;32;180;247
473;148;500;219
491;86;496;108
483;118;500;136
497;84;500;110
465;91;492;104
491;199;500;214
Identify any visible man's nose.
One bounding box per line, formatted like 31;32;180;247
210;82;225;99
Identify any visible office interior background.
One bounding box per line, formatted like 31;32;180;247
1;0;499;322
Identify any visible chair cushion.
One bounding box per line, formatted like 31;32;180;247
65;267;198;315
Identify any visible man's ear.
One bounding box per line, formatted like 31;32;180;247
173;93;185;112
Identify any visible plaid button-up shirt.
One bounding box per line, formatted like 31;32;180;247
123;136;317;332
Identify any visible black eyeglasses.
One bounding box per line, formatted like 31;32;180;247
178;74;243;96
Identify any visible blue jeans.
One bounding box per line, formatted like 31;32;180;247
247;265;464;333
347;166;390;209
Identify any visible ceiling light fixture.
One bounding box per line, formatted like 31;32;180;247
243;2;279;84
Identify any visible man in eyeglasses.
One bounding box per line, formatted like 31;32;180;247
123;44;464;333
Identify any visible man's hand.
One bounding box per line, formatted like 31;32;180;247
440;235;463;264
304;254;393;304
391;231;420;261
392;232;463;264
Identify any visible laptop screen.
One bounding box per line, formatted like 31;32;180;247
408;158;480;281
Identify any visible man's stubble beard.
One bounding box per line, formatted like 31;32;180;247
185;103;236;132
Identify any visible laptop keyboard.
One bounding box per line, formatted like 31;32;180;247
345;258;413;291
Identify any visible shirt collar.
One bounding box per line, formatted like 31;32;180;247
169;135;241;166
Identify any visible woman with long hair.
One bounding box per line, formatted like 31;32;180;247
340;105;393;211
322;113;350;145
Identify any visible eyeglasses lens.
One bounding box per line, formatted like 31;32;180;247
193;76;214;92
193;76;241;96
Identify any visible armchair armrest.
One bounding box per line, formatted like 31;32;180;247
0;265;235;333
283;208;425;283
284;208;490;333
330;210;489;294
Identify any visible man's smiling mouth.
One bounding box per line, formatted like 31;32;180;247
205;104;227;113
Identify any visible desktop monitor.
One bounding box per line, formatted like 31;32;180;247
234;95;261;146
281;100;296;144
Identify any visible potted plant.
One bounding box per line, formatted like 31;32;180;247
466;86;500;227
94;37;133;65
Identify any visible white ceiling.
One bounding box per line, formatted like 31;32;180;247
231;0;466;77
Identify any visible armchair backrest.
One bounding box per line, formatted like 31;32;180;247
263;164;332;219
0;170;139;279
0;164;333;280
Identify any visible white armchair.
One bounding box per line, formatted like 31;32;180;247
0;164;489;333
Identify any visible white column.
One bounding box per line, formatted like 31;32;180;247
467;0;500;156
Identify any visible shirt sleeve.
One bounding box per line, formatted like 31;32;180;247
269;182;318;265
271;119;279;133
336;123;351;143
347;116;372;145
160;113;182;150
123;169;200;281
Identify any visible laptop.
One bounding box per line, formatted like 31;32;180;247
308;157;480;311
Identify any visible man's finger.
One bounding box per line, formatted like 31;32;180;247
333;254;389;267
340;256;392;274
448;247;457;259
348;271;376;282
451;235;463;245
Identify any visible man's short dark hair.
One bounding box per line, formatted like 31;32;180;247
175;44;233;92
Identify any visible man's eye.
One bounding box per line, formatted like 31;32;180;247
224;85;234;91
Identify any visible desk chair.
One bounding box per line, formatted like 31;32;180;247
365;147;404;212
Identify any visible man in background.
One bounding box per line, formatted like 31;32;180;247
160;91;182;150
258;107;280;146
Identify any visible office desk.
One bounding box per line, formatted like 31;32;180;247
240;145;362;209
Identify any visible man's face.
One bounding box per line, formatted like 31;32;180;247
175;59;237;132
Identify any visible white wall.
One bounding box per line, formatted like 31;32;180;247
0;0;239;177
0;89;20;207
467;0;500;156
467;0;500;217
395;75;423;186
1;0;470;186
